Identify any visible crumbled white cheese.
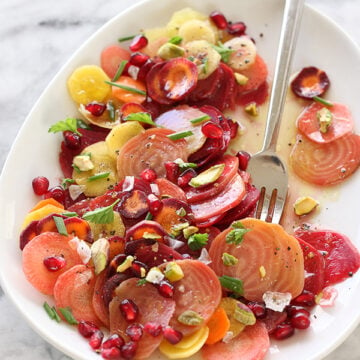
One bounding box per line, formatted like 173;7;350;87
222;331;234;343
263;291;292;312
122;176;135;191
145;267;164;284
73;155;94;171
68;184;86;201
150;183;160;195
69;236;91;264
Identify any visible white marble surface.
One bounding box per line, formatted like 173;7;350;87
0;0;359;359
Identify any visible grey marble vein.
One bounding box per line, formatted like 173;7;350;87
0;0;359;359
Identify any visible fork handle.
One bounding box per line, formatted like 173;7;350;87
261;0;304;152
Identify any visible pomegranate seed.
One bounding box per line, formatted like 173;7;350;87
120;299;139;322
101;347;122;360
157;280;174;298
78;320;99;338
85;102;106;116
63;130;81;150
43;255;66;272
126;323;143;342
130;52;150;67
140;168;157;183
201;121;224;139
129;34;148;52
290;312;311;330
165;161;180;183
32;176;49;196
227;21;247;36
236;150;251;171
291;291;315;307
177;169;197;188
137;59;156;82
247;302;267;319
273;323;295;340
146;194;163;215
228;120;239;139
102;334;125;350
144;322;163;337
209;11;228;29
44;185;66;204
131;260;148;278
89;329;104;350
163;326;183;344
287;306;310;318
121;341;138;359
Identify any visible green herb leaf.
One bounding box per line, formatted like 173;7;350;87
105;81;147;96
76;119;91;130
53;216;68;236
211;42;235;63
58;307;79;325
82;199;120;224
62;178;75;189
52;306;61;322
118;35;136;42
43;301;56;320
225;221;250;245
168;35;183;45
136;278;147;286
112;60;128;82
123;112;157;126
107;101;116;121
167;131;194;140
87;172;111;182
219;275;244;295
188;233;209;251
190;115;211;125
48;118;81;135
61;212;79;218
313;96;334;107
145;212;153;220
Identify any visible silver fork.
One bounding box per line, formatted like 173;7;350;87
246;0;304;223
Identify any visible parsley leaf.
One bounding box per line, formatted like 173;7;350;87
219;275;244;295
48;118;81;135
188;233;209;251
123;112;157;126
82;199;120;224
225;221;251;245
211;42;235;63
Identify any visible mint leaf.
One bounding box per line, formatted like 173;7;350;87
188;233;209;251
48;118;81;135
123;112;157;126
82;199;120;224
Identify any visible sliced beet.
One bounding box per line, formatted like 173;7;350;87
294;229;360;286
102;273;132;307
236;81;269;106
19;220;39;250
297;237;326;295
291;66;330;99
259;309;288;334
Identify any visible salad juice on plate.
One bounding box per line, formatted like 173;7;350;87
17;6;360;360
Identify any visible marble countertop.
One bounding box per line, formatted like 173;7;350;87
0;0;359;359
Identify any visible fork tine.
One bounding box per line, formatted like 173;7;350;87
255;187;265;219
272;193;286;224
260;191;271;222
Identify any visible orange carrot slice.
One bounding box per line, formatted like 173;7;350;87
290;133;360;185
54;264;102;327
116;128;188;180
22;232;83;295
109;278;176;359
100;45;131;79
205;307;231;345
297;102;354;143
209;218;304;301
202;321;270;360
111;75;146;104
30;198;64;212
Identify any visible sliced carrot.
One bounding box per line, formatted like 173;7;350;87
30;198;64;212
125;220;168;243
121;102;147;118
236;55;268;94
209;218;304;301
111;75;146;104
54;264;102;327
297;102;354;143
153;198;192;234
108;236;126;261
116;128;188;180
63;217;93;242
205;307;231;345
290;133;360;185
22;232;83;295
202;321;270;360
100;45;131;79
22;204;65;229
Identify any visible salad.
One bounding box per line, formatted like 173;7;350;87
17;6;360;360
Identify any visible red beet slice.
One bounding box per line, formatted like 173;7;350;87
294;229;360;286
297;237;326;295
291;66;330;99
